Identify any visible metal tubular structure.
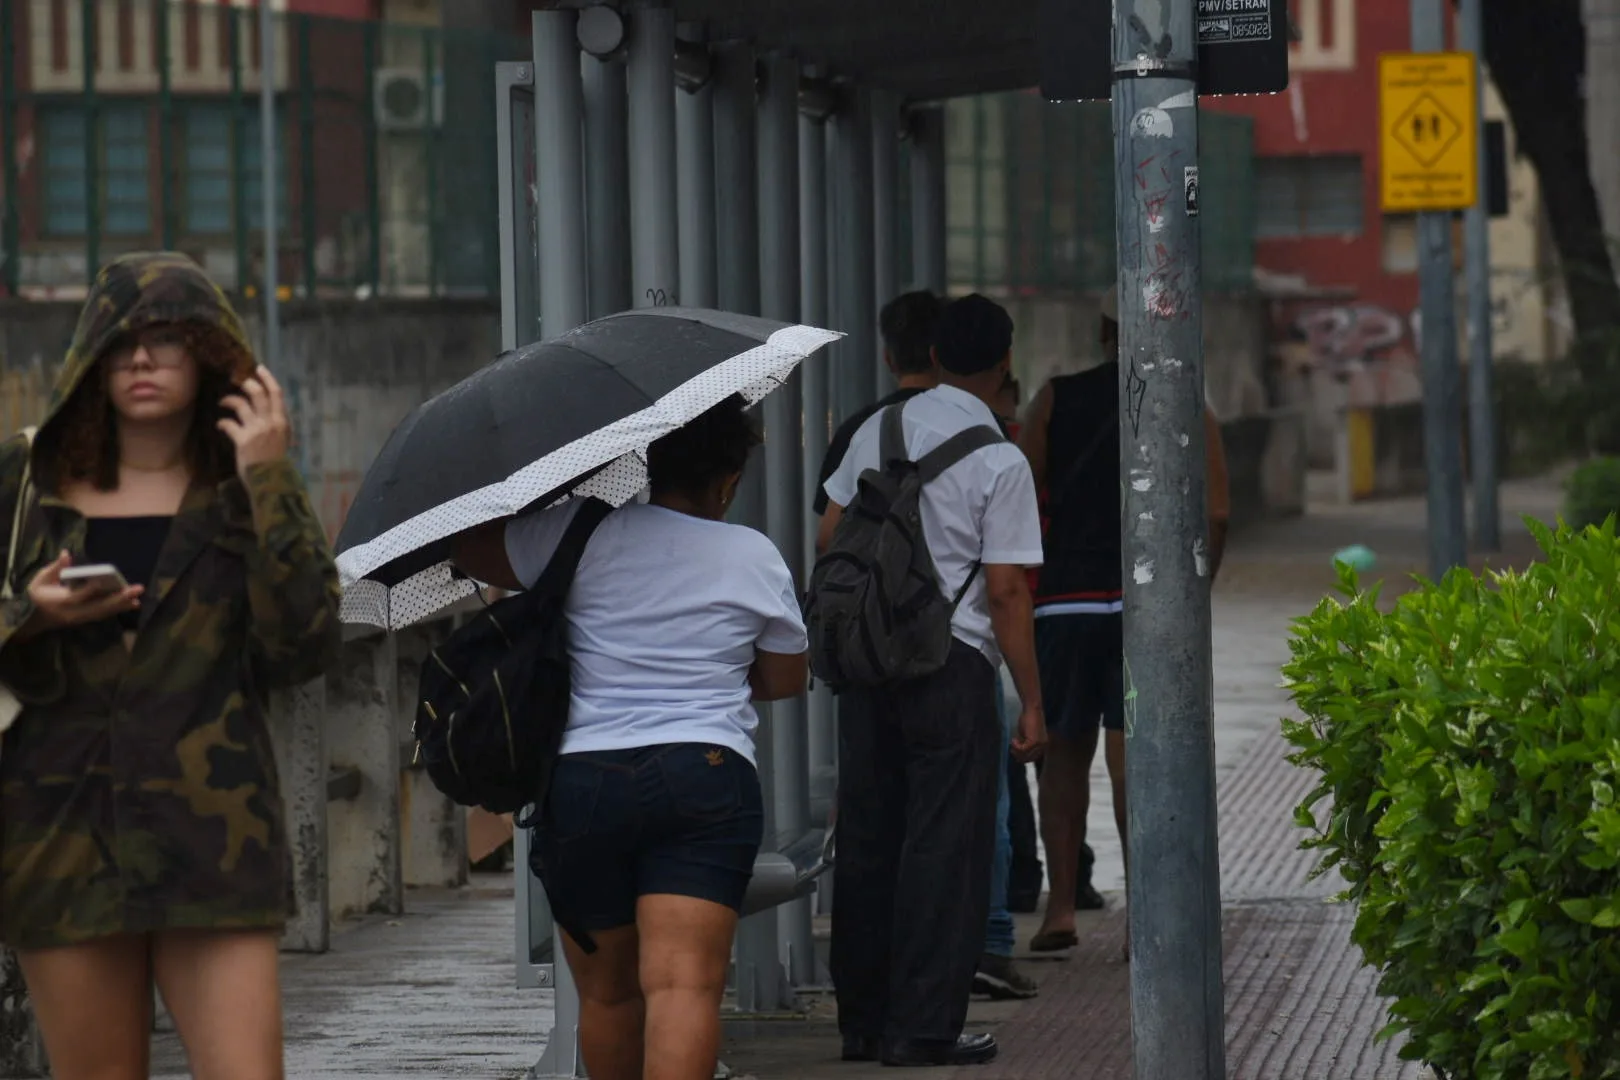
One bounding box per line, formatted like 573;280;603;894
1111;2;1226;1077
908;105;948;294
828;86;877;424
1412;0;1467;575
870;89;900;400
798;103;837;831
712;37;789;1015
532;10;588;340
1460;0;1499;552
260;0;281;366
758;52;816;986
582;50;632;319
627;4;679;307
676;31;717;309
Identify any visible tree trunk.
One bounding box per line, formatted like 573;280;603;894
1479;2;1620;383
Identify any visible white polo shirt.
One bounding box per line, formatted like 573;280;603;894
505;501;808;765
823;384;1044;665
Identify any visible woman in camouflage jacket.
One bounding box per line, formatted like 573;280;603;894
0;252;341;1079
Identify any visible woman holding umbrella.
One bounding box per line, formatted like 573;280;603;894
0;252;341;1079
454;396;809;1080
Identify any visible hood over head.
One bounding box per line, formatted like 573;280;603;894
40;251;257;442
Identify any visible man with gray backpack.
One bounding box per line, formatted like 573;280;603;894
810;293;1047;1068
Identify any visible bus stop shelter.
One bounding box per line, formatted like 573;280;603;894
497;3;1040;1075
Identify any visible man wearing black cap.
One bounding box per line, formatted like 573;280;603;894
819;293;1047;1068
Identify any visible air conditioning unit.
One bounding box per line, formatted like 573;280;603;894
374;68;444;131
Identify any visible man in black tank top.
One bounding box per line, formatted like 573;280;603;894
1015;285;1230;956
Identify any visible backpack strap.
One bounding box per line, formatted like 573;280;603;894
916;424;1005;484
531;498;613;598
879;402;909;470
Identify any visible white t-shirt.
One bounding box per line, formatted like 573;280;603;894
504;501;808;765
823;384;1044;665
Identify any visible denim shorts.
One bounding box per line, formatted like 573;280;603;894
529;743;763;943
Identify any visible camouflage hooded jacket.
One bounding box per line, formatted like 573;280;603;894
0;252;341;948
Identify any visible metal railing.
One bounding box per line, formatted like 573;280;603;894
0;2;527;298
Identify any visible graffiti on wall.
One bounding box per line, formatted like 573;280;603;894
1291;303;1424;406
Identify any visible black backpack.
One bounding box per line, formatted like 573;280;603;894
805;402;1004;690
412;498;612;823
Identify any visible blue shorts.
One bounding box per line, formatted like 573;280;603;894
1035;612;1125;739
529;743;763;945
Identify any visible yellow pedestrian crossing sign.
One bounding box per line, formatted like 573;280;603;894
1379;52;1478;212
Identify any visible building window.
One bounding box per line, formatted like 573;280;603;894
182;104;288;235
40;106;151;237
1255;155;1364;239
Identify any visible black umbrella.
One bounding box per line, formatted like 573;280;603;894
335;307;840;629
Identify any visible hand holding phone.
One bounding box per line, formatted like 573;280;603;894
21;553;144;635
59;564;131;597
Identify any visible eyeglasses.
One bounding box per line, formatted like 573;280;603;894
105;328;189;372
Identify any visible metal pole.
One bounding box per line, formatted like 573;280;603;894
759;52;816;988
828;87;876;424
81;0;97;282
582;51;632;319
259;0;281;367
627;4;678;307
676;38;717;308
1412;0;1468;575
532;10;587;339
1111;2;1225;1078
909;105;948;294
1460;0;1499;552
0;0;20;296
156;0;175;252
714;38;786;1014
799;108;836;820
871;89;900;401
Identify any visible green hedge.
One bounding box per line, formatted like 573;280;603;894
1283;521;1620;1080
1565;458;1620;532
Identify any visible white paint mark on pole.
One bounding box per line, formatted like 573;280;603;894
1179;432;1190;447
1134;557;1156;585
1131;107;1175;138
1194;538;1209;577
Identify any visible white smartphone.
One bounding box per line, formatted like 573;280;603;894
59;564;131;596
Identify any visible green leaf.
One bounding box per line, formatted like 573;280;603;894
1561;898;1597;925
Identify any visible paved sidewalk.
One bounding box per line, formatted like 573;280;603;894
144;474;1564;1078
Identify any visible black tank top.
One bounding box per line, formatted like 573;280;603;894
84;516;172;632
1035;364;1121;603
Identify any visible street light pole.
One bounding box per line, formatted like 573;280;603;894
1460;0;1499;552
1111;1;1226;1077
1413;0;1468;575
259;0;280;365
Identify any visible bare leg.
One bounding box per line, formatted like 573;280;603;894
153;929;284;1080
558;924;645;1080
637;894;739;1080
1036;726;1100;940
19;934;153;1080
1104;729;1129;960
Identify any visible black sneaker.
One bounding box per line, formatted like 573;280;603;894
973;953;1039;1000
881;1033;998;1067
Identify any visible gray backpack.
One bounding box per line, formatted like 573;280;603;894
806;401;1005;690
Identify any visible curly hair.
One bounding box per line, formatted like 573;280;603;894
44;321;243;494
646;395;762;498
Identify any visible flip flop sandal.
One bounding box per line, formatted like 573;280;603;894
1029;929;1080;953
